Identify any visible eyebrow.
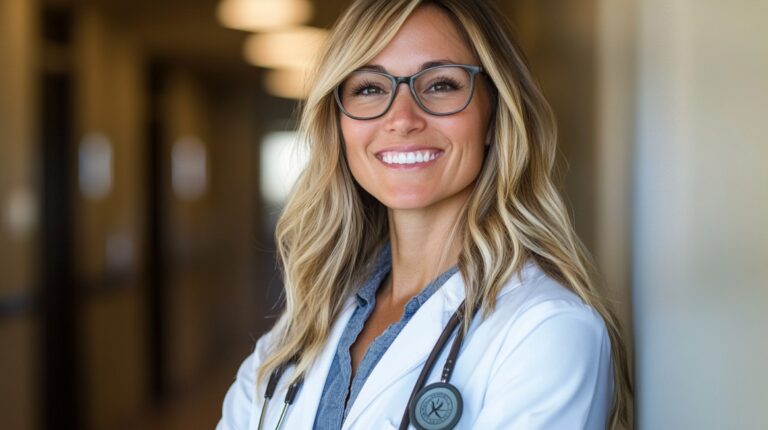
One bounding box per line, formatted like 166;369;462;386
355;59;459;73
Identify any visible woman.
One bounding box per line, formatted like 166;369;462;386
218;0;633;429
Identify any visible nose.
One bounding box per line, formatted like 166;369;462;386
384;83;427;136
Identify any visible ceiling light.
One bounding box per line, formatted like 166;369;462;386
243;26;328;70
217;0;313;32
263;68;311;99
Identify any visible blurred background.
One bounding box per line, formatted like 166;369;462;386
1;0;766;429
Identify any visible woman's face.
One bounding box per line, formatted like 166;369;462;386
340;5;493;212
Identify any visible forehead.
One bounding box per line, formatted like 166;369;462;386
365;5;477;75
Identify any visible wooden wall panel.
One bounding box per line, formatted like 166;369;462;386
73;6;149;429
0;0;39;428
0;317;38;430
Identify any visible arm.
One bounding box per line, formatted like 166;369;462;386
216;350;257;430
217;327;279;430
470;301;614;430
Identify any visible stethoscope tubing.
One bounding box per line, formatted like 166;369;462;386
398;299;473;430
257;357;303;430
257;299;476;430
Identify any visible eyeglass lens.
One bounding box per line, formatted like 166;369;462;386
338;66;474;119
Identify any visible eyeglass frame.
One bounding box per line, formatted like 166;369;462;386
333;64;485;120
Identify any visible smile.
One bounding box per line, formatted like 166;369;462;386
377;150;443;166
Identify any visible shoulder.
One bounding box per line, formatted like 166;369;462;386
216;325;282;429
467;261;615;428
491;259;609;332
482;260;612;373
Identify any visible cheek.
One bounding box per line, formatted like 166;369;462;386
340;118;375;177
446;115;490;184
340;117;373;150
339;116;355;144
447;114;488;156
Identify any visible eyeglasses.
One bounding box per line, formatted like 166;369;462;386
334;64;484;120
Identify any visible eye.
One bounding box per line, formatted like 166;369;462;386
425;77;464;93
351;80;388;96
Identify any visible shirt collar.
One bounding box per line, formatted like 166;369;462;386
355;242;392;306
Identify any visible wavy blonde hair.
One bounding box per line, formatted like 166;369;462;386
259;0;633;427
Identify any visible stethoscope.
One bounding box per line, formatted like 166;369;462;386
257;299;477;430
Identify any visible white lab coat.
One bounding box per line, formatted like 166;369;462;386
217;260;614;430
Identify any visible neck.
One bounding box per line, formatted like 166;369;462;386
382;192;469;305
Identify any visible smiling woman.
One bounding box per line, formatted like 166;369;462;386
217;1;633;429
337;12;492;213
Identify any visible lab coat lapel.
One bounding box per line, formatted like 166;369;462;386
341;272;466;430
283;295;358;429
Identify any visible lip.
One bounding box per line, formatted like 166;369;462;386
373;145;444;157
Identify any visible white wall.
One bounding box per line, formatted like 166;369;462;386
633;0;768;428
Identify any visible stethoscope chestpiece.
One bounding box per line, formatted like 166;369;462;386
400;299;477;430
408;381;463;430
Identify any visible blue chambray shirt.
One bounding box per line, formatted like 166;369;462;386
313;242;459;429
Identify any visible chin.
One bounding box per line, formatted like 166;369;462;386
375;193;439;211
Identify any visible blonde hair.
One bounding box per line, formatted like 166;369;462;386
260;0;633;427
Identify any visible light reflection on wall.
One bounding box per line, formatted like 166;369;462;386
78;132;113;200
259;130;308;207
171;136;208;201
105;231;134;273
3;187;37;237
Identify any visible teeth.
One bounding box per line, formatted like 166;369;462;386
380;151;440;165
